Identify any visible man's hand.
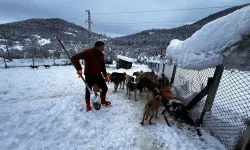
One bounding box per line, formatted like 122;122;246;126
77;70;82;78
105;75;109;82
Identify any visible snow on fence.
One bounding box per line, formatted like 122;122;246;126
149;63;250;150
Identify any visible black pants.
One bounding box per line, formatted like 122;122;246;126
85;74;108;99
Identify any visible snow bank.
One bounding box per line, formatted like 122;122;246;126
38;38;51;46
117;55;134;62
166;6;250;71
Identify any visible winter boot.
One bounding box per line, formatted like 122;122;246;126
86;99;92;112
100;95;111;105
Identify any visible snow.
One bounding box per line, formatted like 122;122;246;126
64;32;76;36
0;64;226;150
166;6;250;71
0;45;5;50
117;55;134;62
147;55;161;63
0;44;23;51
12;45;23;50
33;35;41;38
0;59;69;68
38;38;51;46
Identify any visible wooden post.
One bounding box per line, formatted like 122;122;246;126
204;65;224;112
157;63;160;74
170;65;177;85
197;65;224;125
162;64;165;74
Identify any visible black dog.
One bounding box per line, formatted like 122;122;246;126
43;65;51;69
126;80;137;100
161;99;195;126
29;65;39;69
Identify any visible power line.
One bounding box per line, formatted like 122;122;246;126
92;24;180;28
93;21;196;25
91;5;234;15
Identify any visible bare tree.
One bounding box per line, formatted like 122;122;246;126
1;30;12;61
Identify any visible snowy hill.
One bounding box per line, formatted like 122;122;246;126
110;3;249;58
0;18;108;59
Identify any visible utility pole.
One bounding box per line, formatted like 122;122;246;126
85;10;92;47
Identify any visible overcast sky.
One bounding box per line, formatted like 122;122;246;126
0;0;249;37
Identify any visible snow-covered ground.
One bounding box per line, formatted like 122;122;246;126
0;59;70;68
0;64;226;150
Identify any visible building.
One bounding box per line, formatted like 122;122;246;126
116;55;134;69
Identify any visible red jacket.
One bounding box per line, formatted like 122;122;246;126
71;48;107;77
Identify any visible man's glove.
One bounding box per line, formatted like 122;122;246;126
105;75;109;82
77;70;82;78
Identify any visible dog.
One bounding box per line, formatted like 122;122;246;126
29;65;39;69
151;87;161;118
126;80;137;100
142;71;157;81
125;74;136;98
137;77;159;98
140;95;162;125
43;65;51;69
109;72;126;92
132;71;143;83
92;84;102;97
158;74;170;87
161;99;195;126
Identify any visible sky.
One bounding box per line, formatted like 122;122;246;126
0;0;249;37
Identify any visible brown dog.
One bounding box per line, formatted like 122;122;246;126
109;72;126;92
140;95;162;125
92;84;102;96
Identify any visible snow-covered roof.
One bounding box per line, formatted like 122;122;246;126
117;55;134;62
166;6;250;71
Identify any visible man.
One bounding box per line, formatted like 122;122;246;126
71;41;110;112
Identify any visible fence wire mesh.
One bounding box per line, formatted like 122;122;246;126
149;63;250;149
170;66;215;121
202;69;250;149
161;64;250;150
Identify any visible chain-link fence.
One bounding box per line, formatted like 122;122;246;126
202;69;250;149
148;63;250;150
168;66;215;121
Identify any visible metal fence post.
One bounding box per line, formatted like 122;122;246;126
170;65;177;85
